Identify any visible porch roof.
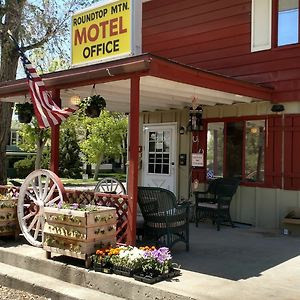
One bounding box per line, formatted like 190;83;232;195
0;53;273;112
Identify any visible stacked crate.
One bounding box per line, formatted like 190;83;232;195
43;205;116;267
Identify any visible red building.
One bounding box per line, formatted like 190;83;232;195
141;0;300;229
1;0;299;235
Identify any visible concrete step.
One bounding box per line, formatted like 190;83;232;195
0;240;196;300
0;261;124;300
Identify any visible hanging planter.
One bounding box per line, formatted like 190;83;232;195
79;95;106;118
15;102;34;123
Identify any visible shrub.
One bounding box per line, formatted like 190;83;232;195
14;156;35;178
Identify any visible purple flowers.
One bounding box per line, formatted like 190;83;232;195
143;247;172;263
71;203;79;210
142;247;172;274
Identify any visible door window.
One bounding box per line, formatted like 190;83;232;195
148;130;170;174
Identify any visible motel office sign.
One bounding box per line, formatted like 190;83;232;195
71;0;142;66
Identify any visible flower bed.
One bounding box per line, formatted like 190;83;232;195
91;245;181;283
43;203;116;268
0;193;19;239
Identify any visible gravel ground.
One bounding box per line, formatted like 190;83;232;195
0;285;49;300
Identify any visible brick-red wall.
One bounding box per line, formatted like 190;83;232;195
142;0;300;102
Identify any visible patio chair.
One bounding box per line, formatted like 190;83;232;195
195;178;240;231
194;178;221;206
137;186;189;251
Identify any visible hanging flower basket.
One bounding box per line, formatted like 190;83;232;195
15;102;34;123
79;95;106;118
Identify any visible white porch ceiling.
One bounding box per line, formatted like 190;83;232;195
2;76;260;113
60;76;257;113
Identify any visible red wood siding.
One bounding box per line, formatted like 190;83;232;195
265;116;282;188
284;115;300;190
142;0;300;101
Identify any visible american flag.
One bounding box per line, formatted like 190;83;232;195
10;34;78;128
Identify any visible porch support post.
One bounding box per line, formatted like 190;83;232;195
127;75;140;245
50;89;60;174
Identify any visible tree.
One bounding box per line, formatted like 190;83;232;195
59;127;82;179
17;118;50;170
0;0;90;184
79;111;128;180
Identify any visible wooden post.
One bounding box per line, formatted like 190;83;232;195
127;76;140;245
50;89;60;174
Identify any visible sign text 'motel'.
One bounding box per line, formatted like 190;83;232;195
71;0;141;66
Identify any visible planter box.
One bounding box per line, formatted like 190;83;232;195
113;266;137;277
0;197;19;239
133;268;181;284
282;208;300;236
43;206;116;268
94;262;113;274
133;273;163;284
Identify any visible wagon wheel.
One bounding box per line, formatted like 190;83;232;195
17;169;65;247
94;177;126;195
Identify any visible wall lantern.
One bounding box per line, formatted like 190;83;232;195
271;104;285;113
179;126;186;135
187;105;203;132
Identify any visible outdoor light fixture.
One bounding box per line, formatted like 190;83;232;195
187;105;203;132
70;95;81;106
179;126;186;135
271;104;285;113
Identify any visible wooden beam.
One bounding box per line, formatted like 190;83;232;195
50;89;60;175
127;75;140;245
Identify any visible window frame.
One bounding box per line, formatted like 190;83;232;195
205;116;267;187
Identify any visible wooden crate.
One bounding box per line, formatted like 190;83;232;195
43;206;117;268
0;197;19;239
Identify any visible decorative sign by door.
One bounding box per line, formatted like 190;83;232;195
192;150;204;167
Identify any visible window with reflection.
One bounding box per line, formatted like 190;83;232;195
206;119;266;183
207;123;224;178
278;0;299;46
245;120;265;182
225;122;243;178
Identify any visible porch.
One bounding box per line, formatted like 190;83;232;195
0;221;299;299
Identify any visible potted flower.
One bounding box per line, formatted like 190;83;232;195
15;102;34;123
91;246;119;273
79;95;106;118
133;247;180;284
110;246;144;277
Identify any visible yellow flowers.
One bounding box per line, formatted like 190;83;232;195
95;247;121;258
139;246;156;251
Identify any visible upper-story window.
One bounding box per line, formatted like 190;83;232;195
277;0;299;46
251;0;300;52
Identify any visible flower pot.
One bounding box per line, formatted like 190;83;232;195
18;112;33;123
85;106;101;118
94;262;113;274
133;272;163;284
113;265;137;277
15;103;34;123
133;268;181;284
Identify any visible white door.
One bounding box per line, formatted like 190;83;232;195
142;123;177;194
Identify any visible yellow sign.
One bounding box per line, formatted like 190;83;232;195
71;0;141;66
